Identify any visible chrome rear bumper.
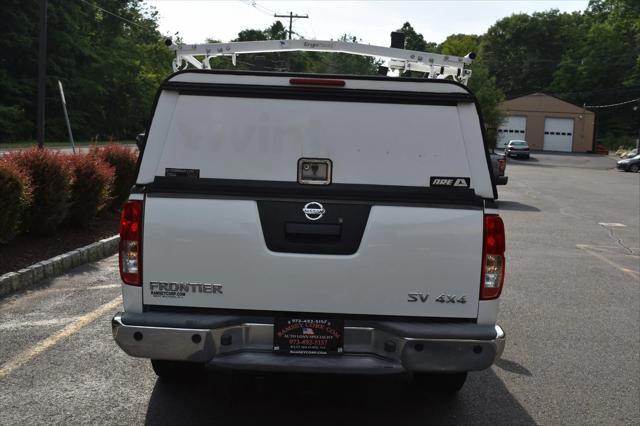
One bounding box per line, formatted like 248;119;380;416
112;312;505;374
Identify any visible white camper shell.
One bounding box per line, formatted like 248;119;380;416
112;71;505;392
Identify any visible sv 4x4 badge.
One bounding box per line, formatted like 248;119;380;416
408;292;467;303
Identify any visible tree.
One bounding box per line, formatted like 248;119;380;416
468;60;506;150
265;21;287;40
397;22;437;51
0;1;40;142
549;0;640;145
235;29;267;42
438;34;480;57
311;34;380;75
438;33;506;149
0;0;172;143
481;10;585;98
478;2;640;146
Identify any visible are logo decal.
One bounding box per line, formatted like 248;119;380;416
430;177;471;188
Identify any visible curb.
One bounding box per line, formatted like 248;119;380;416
0;235;119;299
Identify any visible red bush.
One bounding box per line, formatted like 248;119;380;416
91;145;138;209
0;160;32;243
6;148;71;235
66;154;115;227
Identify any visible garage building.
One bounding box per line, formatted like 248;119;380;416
497;93;595;152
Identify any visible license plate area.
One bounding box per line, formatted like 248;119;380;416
274;318;344;355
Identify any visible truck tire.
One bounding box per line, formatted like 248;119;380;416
151;359;205;382
412;372;468;394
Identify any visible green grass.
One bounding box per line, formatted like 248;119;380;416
0;140;134;149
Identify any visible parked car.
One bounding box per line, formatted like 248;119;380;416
490;151;508;185
617;154;640;172
111;70;506;394
505;140;530;159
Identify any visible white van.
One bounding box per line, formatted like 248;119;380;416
112;70;506;393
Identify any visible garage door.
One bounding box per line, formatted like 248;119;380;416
497;116;527;148
543;118;574;152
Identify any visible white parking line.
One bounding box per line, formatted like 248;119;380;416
0;284;120;312
91;284;121;290
576;244;640;279
0;296;121;379
0;317;80;331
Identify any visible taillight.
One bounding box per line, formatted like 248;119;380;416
119;200;142;286
481;214;505;300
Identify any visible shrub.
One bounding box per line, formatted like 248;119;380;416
6;148;71;235
66;155;115;227
0;161;32;243
91;145;138;209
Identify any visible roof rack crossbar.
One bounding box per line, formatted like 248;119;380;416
169;39;474;84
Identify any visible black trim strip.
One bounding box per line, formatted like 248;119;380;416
143;177;484;206
484;199;499;210
143;305;476;324
162;81;474;105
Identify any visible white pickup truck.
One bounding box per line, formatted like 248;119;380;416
112;70;506;393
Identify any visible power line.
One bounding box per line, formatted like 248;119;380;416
239;0;275;17
253;1;276;15
290;30;307;39
78;0;149;30
530;86;640;98
584;98;640;109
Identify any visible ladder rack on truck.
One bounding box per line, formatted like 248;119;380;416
168;39;475;84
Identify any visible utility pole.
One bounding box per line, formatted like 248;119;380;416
37;0;48;148
274;11;308;40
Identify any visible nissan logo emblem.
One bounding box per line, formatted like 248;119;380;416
302;202;325;221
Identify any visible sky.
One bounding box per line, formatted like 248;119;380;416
146;0;590;46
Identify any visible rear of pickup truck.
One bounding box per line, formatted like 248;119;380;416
112;71;506;391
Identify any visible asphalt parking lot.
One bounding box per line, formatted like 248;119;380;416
0;152;638;425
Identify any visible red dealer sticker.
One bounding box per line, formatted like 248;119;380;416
274;318;344;355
